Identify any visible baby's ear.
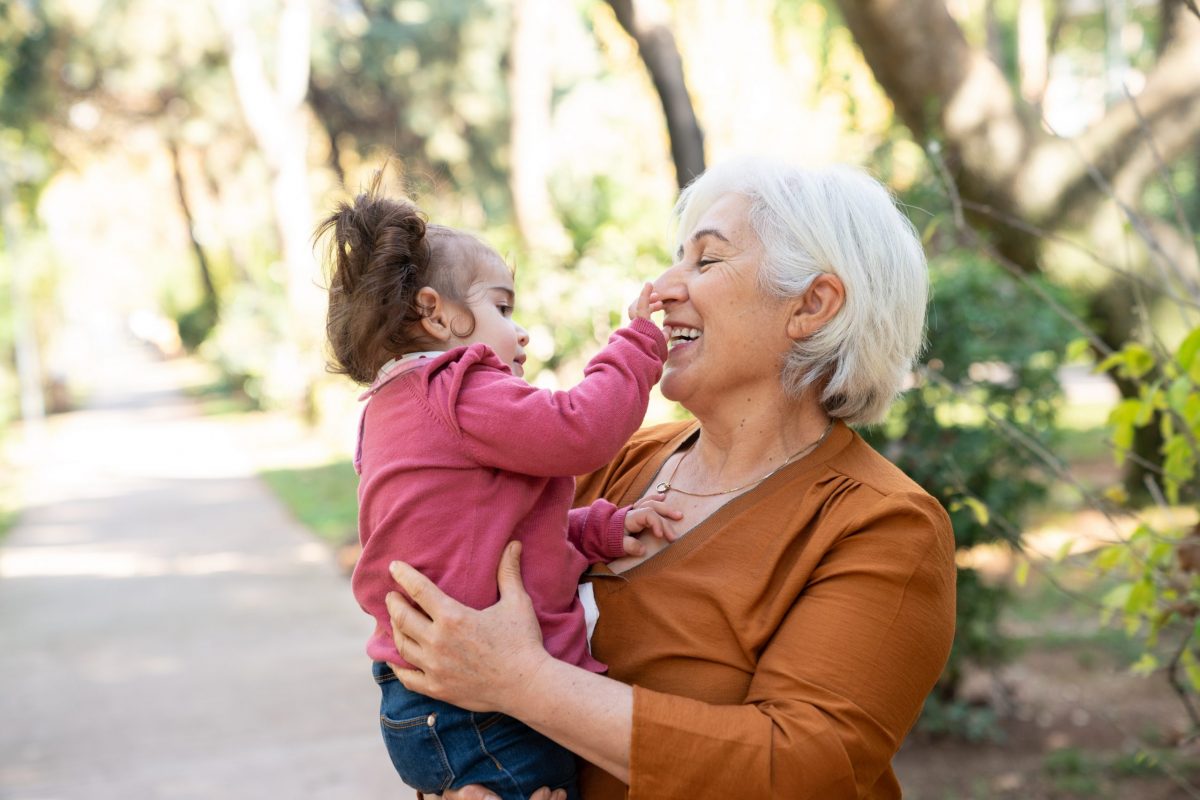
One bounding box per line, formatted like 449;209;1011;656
416;286;452;342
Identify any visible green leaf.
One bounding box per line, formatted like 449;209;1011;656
1109;398;1143;426
1127;580;1155;616
1066;338;1093;363
1123;344;1156;379
1177;327;1200;372
1131;653;1159;676
921;216;942;245
1135;387;1158;424
1149;541;1173;567
1104;486;1130;506
1096;351;1126;375
1093;543;1128;571
961;496;990;527
1014;558;1030;587
1161;409;1176;440
1053;538;1075;563
1103;583;1134;609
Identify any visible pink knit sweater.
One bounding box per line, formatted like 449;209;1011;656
351;318;666;672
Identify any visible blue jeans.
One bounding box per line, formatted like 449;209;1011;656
373;662;580;799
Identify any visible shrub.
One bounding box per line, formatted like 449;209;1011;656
866;251;1080;713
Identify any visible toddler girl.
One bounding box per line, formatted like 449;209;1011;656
316;176;676;800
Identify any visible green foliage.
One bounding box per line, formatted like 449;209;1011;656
867;249;1079;697
1042;747;1103;795
0;0;58;161
1088;325;1200;731
1097;330;1200;504
0;250;16;427
174;300;219;352
310;0;512;214
198;286;290;408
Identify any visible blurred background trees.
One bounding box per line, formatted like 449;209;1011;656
2;0;1199;758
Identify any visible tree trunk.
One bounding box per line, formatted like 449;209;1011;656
602;0;706;188
0;177;45;426
167;137;219;314
1105;0;1130;106
508;0;571;256
1018;0;1049;107
212;0;320;338
831;0;1200;268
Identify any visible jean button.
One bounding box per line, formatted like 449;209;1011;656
426;712;437;727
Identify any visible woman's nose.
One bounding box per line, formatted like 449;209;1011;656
653;262;687;304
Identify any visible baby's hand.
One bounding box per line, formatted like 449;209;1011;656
628;281;664;322
621;494;683;557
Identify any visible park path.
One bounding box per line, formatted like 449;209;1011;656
0;334;411;799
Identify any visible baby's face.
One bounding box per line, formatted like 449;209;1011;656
445;253;529;377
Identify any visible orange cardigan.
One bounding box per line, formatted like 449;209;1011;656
574;420;956;799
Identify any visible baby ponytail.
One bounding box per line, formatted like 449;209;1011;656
316;171;438;385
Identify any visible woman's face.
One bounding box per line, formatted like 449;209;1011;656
653;193;795;410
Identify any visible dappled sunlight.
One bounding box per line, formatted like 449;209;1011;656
959;505;1200;580
0;541;330;580
3;1;1199;797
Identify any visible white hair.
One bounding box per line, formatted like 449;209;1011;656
673;157;929;425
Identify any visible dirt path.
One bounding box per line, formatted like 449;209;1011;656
0;337;408;799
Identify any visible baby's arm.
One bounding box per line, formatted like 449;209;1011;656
566;500;628;564
567;494;683;562
449;284;667;477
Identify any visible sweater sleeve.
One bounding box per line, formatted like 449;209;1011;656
567;500;629;564
626;493;957;800
449;319;666;477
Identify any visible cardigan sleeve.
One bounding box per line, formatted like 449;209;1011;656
445;320;666;477
626;492;956;800
567;500;630;564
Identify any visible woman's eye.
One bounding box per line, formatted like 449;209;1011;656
697;258;719;269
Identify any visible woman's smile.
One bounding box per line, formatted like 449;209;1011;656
663;325;702;352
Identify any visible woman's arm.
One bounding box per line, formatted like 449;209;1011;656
387;542;635;782
389;494;956;798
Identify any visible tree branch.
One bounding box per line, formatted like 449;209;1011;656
601;0;705;187
1019;10;1200;223
832;0;1200;267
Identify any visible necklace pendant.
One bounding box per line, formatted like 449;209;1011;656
655;481;670;493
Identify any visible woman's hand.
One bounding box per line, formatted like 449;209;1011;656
386;541;550;714
421;787;568;800
627;281;663;322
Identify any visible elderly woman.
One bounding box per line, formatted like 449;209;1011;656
385;157;957;799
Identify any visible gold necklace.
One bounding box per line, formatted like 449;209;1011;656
655;420;835;498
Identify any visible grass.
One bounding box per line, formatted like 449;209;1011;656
259;459;359;545
1054;423;1112;465
0;445;19;544
0;506;16;544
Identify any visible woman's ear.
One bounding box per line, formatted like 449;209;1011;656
416;286;453;342
786;274;845;341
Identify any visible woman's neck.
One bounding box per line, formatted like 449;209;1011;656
683;390;832;488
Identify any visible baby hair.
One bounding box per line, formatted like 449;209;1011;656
316;168;492;385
